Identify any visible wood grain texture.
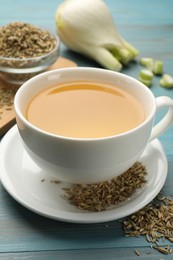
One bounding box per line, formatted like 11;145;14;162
0;0;173;259
1;248;173;260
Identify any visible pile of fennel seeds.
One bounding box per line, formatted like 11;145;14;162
123;196;173;255
0;21;56;59
63;162;147;212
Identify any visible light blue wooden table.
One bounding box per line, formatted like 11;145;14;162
0;0;173;259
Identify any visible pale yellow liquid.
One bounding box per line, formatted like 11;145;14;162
26;81;145;138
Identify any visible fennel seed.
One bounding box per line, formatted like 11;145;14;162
153;245;172;255
50;179;61;184
134;249;141;256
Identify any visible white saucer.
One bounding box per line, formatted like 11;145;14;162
0;125;168;223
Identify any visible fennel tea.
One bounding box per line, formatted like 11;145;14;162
26;81;145;138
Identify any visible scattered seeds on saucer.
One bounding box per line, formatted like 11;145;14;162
50;179;62;184
63;161;147;212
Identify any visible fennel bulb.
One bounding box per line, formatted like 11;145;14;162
56;0;139;71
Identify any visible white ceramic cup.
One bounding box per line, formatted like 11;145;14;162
14;67;173;183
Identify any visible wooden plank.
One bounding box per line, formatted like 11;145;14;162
1;247;173;260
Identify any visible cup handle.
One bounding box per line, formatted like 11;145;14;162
150;96;173;141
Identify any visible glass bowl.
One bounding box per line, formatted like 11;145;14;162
0;35;60;85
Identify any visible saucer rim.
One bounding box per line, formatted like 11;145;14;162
0;125;168;223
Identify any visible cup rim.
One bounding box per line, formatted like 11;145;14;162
14;67;156;141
